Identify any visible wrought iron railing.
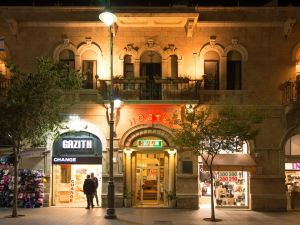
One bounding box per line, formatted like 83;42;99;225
0;76;248;104
96;78;202;100
279;79;300;104
96;78;248;103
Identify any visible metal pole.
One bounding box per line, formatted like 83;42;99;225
105;24;116;219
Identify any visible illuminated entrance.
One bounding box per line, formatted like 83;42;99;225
123;134;176;207
53;164;102;207
135;152;165;205
52;131;102;207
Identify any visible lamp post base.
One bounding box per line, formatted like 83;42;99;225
105;208;117;219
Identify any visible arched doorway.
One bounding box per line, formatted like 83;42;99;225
52;131;102;207
140;51;162;100
122;126;176;207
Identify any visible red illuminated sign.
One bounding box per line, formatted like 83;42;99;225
69;179;75;202
129;113;173;127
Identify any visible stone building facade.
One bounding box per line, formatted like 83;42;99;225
1;5;300;211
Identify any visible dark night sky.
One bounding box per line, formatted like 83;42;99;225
0;0;299;7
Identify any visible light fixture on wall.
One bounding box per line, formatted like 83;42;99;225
66;115;88;131
296;62;300;78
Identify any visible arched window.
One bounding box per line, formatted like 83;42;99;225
170;55;178;79
227;51;242;90
204;51;219;90
81;49;97;89
59;49;75;69
140;51;162;100
285;134;300;155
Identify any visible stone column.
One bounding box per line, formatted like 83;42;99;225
220;56;227;90
124;149;133;192
134;59;140;78
168;149;176;192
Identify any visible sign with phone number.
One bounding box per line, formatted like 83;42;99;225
218;171;238;182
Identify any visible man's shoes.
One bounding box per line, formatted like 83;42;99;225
85;207;90;209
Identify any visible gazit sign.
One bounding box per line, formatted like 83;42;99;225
62;139;93;149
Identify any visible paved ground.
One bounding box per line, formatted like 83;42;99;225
0;207;299;225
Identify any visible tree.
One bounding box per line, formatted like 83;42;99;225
0;57;83;217
173;105;262;221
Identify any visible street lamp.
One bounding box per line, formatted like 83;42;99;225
99;9;117;219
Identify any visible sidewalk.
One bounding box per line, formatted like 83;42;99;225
0;207;299;225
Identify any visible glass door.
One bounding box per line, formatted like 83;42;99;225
141;167;160;204
135;152;165;206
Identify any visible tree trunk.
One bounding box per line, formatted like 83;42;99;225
12;142;19;217
209;165;216;221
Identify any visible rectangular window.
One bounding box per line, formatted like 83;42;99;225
204;60;219;90
82;60;97;89
60;165;71;183
227;61;241;90
182;161;193;174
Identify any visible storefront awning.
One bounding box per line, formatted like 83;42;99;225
202;154;256;172
20;147;47;158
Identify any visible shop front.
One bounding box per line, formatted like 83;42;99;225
52;131;102;207
198;148;256;208
285;163;300;209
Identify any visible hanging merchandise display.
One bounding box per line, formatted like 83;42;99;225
0;165;45;208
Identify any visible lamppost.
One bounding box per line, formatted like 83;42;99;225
99;8;117;219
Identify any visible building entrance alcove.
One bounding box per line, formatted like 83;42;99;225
123;133;176;208
135;152;166;206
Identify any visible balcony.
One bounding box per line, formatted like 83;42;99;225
0;76;248;104
96;77;248;104
280;79;300;105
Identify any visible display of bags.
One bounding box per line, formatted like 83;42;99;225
0;166;45;208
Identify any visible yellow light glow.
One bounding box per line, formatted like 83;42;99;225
99;11;117;27
296;62;300;76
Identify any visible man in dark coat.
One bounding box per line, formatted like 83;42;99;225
83;174;96;209
91;172;99;206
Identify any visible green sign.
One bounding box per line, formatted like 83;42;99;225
137;139;162;148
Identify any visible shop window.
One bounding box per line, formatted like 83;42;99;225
182;161;193;174
61;165;71;183
285;134;300;155
59;49;75;69
218;141;248;154
227;51;242;90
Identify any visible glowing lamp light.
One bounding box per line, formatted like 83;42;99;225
114;99;122;109
296;62;300;76
99;11;117;27
67;115;87;131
